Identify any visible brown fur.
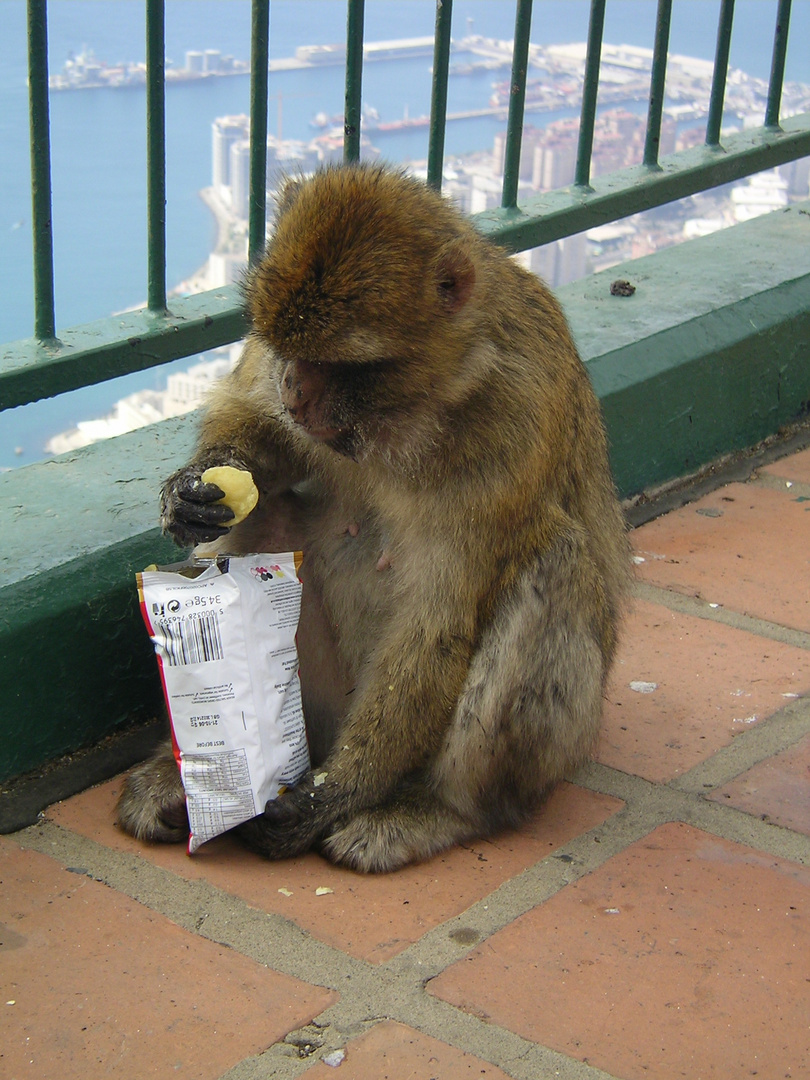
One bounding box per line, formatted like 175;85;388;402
116;163;630;871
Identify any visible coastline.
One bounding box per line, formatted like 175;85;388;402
170;186;242;297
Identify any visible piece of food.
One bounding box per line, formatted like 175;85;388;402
201;466;259;525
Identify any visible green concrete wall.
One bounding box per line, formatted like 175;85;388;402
1;205;809;786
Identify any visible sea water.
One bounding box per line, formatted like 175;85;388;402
1;0;808;469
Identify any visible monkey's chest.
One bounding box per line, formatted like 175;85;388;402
307;503;395;664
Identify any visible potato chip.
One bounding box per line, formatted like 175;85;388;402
201;465;259;525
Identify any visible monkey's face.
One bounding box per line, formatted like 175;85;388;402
277;353;404;458
247;165;481;460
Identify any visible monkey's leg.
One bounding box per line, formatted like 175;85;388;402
318;534;614;872
238;596;478;860
433;532;611;833
116;738;188;843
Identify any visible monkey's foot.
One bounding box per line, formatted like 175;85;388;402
320;798;477;873
116;749;189;844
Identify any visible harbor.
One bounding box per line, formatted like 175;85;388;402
49;36;449;89
48;47;250;91
47;33;810;143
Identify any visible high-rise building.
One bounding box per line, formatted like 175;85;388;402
212;115;249;195
529;234;588;288
230;140;251;221
532;139;577;191
203;49;222;74
493;125;547;182
208;250;248;288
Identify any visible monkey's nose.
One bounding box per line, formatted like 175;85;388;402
280;366;305;415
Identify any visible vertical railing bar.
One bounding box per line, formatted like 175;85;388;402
765;0;792;128
706;0;736;146
145;0;167;313
248;0;270;263
26;0;56;341
426;0;454;190
643;0;673;168
574;0;606;188
501;0;534;209
344;0;365;163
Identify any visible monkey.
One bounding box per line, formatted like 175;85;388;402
116;162;631;873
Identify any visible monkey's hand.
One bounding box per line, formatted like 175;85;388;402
159;463;238;547
235;773;337;860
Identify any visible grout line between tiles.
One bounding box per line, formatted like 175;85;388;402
12;821;365;991
670;692;810;794
631;580;810;651
577;755;810;868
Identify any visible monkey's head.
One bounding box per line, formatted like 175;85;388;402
246;164;485;460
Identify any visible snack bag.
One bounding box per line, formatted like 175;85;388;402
137;553;309;853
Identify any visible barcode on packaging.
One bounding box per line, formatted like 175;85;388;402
157;612;224;666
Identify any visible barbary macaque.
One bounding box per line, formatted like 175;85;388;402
117;163;630;872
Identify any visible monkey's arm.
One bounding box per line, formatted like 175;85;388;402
239;559;482;859
160;336;315;547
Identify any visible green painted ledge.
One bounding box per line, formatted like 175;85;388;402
569;202;810;493
1;203;809;790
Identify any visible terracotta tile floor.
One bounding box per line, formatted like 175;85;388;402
3;445;809;1080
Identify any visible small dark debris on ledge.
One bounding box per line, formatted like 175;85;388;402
610;279;636;297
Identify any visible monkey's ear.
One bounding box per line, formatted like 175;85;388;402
435;241;476;314
275;176;304;220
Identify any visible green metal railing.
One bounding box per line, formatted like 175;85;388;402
426;0;453;190
501;0;534;209
248;0;270;264
146;0;167;313
3;0;809;416
574;0;607;188
26;0;55;342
